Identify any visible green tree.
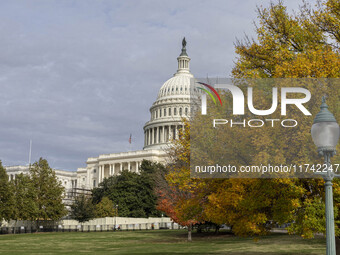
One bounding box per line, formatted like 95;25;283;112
11;173;38;232
70;194;96;223
0;160;15;224
30;158;67;226
96;197;115;217
92;160;163;218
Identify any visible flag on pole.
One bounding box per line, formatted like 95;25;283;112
129;134;132;144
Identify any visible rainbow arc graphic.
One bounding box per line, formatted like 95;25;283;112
196;82;222;106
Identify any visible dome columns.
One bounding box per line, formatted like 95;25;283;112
177;55;190;74
144;124;184;149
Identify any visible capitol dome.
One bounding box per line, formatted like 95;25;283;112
143;38;200;150
157;74;193;100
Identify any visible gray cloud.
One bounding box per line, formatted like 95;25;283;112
0;0;309;170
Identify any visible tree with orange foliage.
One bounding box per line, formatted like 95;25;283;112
156;121;203;241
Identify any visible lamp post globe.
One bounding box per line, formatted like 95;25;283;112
311;96;340;153
311;96;339;255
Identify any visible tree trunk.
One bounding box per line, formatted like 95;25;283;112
13;220;17;234
36;220;39;233
188;223;192;242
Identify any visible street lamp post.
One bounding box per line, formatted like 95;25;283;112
311;96;340;255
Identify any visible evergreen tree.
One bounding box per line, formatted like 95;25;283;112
12;173;38;221
0;160;15;224
70;194;96;222
30;158;67;225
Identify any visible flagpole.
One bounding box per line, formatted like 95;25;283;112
28;139;32;169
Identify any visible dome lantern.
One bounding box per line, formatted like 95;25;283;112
176;37;191;75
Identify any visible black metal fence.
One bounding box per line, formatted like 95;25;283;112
0;223;181;235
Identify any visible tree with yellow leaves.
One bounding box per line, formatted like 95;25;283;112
160;0;340;240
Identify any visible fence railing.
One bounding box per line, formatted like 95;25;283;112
0;223;182;235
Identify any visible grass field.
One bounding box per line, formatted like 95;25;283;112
0;230;325;254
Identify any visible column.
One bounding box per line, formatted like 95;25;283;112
128;162;131;171
164;126;167;142
98;165;102;183
148;129;150;145
156;126;159;144
112;164;115;175
175;125;179;139
109;164;112;176
149;129;151;145
136;162;139;173
144;131;147;146
87;168;90;188
160;126;163;143
146;130;148;146
120;163;123;172
169;125;172;140
152;128;155;144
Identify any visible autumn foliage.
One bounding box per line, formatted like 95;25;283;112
157;0;340;239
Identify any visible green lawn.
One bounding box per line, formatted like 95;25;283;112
0;230;325;254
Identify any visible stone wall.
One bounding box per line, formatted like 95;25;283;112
2;216;175;231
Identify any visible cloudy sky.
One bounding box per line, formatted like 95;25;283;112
0;0;309;171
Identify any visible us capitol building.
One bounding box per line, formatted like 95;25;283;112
5;38;199;199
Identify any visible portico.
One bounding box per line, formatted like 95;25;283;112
85;149;167;187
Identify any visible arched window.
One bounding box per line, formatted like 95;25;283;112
185;108;188;115
174;108;177;115
179;108;182;115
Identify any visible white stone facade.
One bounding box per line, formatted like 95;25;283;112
5;165;78;202
83;149;167;188
5;39;198;192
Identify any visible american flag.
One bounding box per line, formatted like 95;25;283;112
129;134;132;144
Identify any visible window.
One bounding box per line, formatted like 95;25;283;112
93;169;96;173
156;110;158;118
168;108;171;116
93;180;96;188
83;178;85;181
185;108;188;115
164;109;166;116
179;108;182;115
160;109;162;117
174;108;177;115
